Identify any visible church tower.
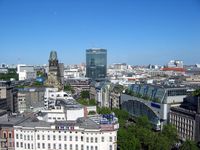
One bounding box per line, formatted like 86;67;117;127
45;51;63;90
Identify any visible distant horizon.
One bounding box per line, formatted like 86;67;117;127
1;0;200;65
1;59;199;67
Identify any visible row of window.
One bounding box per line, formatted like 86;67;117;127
170;115;193;124
16;142;114;150
3;132;12;138
16;134;114;143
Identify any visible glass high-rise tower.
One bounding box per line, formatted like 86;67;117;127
86;48;107;80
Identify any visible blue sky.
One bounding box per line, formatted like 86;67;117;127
0;0;200;65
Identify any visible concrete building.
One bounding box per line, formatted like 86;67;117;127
95;82;111;108
86;48;107;81
64;78;91;95
17;93;26;113
0;111;34;150
0;81;18;113
17;87;45;113
17;64;36;81
14;98;119;150
167;60;184;68
169;96;200;143
113;63;127;71
110;84;124;109
44;88;74;109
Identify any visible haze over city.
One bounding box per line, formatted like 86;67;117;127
0;0;200;65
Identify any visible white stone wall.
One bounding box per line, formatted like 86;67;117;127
66;109;84;121
14;127;117;150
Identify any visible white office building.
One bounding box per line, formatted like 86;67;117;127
17;64;36;80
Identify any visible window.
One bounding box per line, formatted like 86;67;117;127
87;137;89;142
101;137;104;142
70;136;72;141
91;146;93;150
48;135;50;140
64;135;67;141
95;137;98;143
16;142;19;147
53;135;56;140
70;144;72;150
87;146;89;150
32;144;33;149
20;134;22;139
42;135;45;140
16;134;19;139
81;136;83;141
64;144;67;150
27;135;30;140
48;143;51;149
59;144;62;149
54;144;56;149
37;143;40;148
24;135;26;140
37;135;40;140
3;132;6;138
109;136;112;142
9;142;12;147
76;144;78;150
59;135;61;140
20;142;23;148
91;137;93;143
81;145;84;150
75;136;78;141
95;146;98;150
9;133;12;138
109;145;112;150
28;143;30;149
42;143;45;149
31;135;33;140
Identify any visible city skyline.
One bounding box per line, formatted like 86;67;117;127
1;0;200;65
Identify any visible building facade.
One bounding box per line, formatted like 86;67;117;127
169;96;200;143
17;64;36;81
120;84;188;130
86;49;107;81
14;98;119;150
0;81;18;113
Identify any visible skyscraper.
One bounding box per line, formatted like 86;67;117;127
86;48;107;80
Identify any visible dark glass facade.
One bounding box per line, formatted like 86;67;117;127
86;49;107;80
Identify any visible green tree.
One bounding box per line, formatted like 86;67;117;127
112;108;129;126
192;89;200;96
64;84;75;94
149;134;170;150
0;68;18;81
117;126;141;150
80;91;90;99
180;140;199;150
161;124;178;147
97;107;112;114
89;99;96;105
77;99;88;105
88;111;96;115
32;81;43;86
136;115;151;129
77;98;96;106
